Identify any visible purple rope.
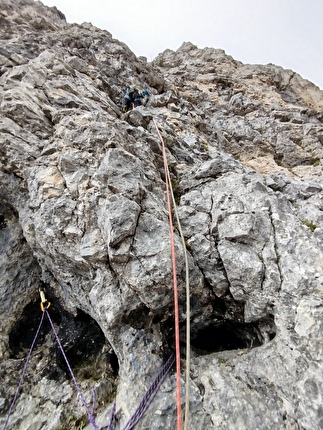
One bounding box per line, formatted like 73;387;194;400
106;401;116;430
91;388;97;416
122;352;175;430
45;309;99;430
4;306;174;430
3;311;45;430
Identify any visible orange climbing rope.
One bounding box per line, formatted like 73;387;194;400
6;121;189;430
163;139;191;430
153;118;182;430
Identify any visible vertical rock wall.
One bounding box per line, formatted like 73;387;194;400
0;1;323;429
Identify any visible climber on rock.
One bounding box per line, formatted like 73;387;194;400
123;84;149;112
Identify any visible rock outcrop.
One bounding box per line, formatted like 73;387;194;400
0;1;323;429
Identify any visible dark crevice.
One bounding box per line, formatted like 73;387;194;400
121;303;152;329
190;319;270;355
0;203;19;227
9;298;56;358
268;202;283;292
158;289;276;357
56;308;106;372
8;285;119;382
0;214;7;229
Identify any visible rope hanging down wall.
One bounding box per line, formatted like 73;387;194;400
4;119;191;430
153;118;191;430
3;291;176;430
3;293;101;430
3;311;45;430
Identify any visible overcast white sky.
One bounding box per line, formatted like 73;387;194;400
41;0;323;89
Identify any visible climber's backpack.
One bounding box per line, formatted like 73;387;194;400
128;85;142;101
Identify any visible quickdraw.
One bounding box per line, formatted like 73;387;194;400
39;289;50;312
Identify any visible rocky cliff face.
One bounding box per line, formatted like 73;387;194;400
0;1;323;429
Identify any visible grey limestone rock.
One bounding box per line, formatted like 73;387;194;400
0;1;323;429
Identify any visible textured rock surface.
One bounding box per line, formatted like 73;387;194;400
0;1;323;429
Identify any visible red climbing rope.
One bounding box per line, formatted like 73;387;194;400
153;118;182;430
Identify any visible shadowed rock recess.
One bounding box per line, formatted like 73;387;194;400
0;1;323;429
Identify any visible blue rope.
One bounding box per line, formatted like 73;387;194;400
3;311;45;430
